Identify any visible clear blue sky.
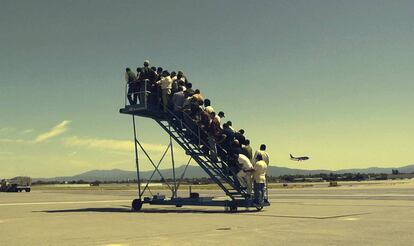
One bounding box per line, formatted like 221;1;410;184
1;0;414;177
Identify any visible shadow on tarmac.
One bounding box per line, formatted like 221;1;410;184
36;207;132;213
35;206;261;214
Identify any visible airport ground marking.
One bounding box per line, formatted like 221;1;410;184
0;199;131;207
240;212;370;220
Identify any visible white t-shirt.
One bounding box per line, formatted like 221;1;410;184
253;150;269;165
157;76;172;90
215;115;221;124
238;154;253;171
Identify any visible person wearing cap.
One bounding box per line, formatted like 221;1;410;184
253;153;267;206
156;70;173;112
216;111;226;129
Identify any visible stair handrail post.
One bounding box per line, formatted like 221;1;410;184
198;127;201;146
144;79;148;109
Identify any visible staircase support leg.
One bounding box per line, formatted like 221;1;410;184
132;115;142;200
169;123;178;198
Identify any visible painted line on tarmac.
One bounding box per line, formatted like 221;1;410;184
0;200;131;207
240;212;370;220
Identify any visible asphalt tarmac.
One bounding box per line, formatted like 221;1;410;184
1;180;413;245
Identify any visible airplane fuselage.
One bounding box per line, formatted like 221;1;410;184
290;154;309;161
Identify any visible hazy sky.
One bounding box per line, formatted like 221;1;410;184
1;0;413;178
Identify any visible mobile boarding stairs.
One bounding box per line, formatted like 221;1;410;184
119;81;270;212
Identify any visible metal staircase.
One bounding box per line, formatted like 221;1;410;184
120;81;269;211
153;109;249;201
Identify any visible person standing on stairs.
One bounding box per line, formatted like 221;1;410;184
236;153;254;196
156;70;173;112
125;67;138;105
241;139;253;160
253;144;269;166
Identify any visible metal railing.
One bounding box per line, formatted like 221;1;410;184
124;79;150;108
123;82;244;192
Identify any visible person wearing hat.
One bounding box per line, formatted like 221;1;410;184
216;111;225;129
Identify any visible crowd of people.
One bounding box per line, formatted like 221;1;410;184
124;60;269;206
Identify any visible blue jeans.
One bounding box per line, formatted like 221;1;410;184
254;182;265;206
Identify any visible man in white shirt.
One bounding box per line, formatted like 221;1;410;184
203;99;214;114
253;153;268;207
236;154;254;195
253;144;269;166
216;111;225;123
156;71;173;112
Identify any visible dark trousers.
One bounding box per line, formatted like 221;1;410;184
127;85;138;105
254;182;265;205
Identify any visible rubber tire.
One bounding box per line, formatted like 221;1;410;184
229;205;238;213
26;188;31;192
132;199;143;211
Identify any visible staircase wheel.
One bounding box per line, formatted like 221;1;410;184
132;199;143;211
229;205;238;213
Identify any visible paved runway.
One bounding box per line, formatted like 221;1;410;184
1;180;413;245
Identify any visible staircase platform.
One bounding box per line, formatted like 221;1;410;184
120;104;167;119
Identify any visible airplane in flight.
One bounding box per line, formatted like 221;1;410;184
290;154;309;161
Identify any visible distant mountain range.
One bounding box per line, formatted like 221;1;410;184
33;164;414;182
